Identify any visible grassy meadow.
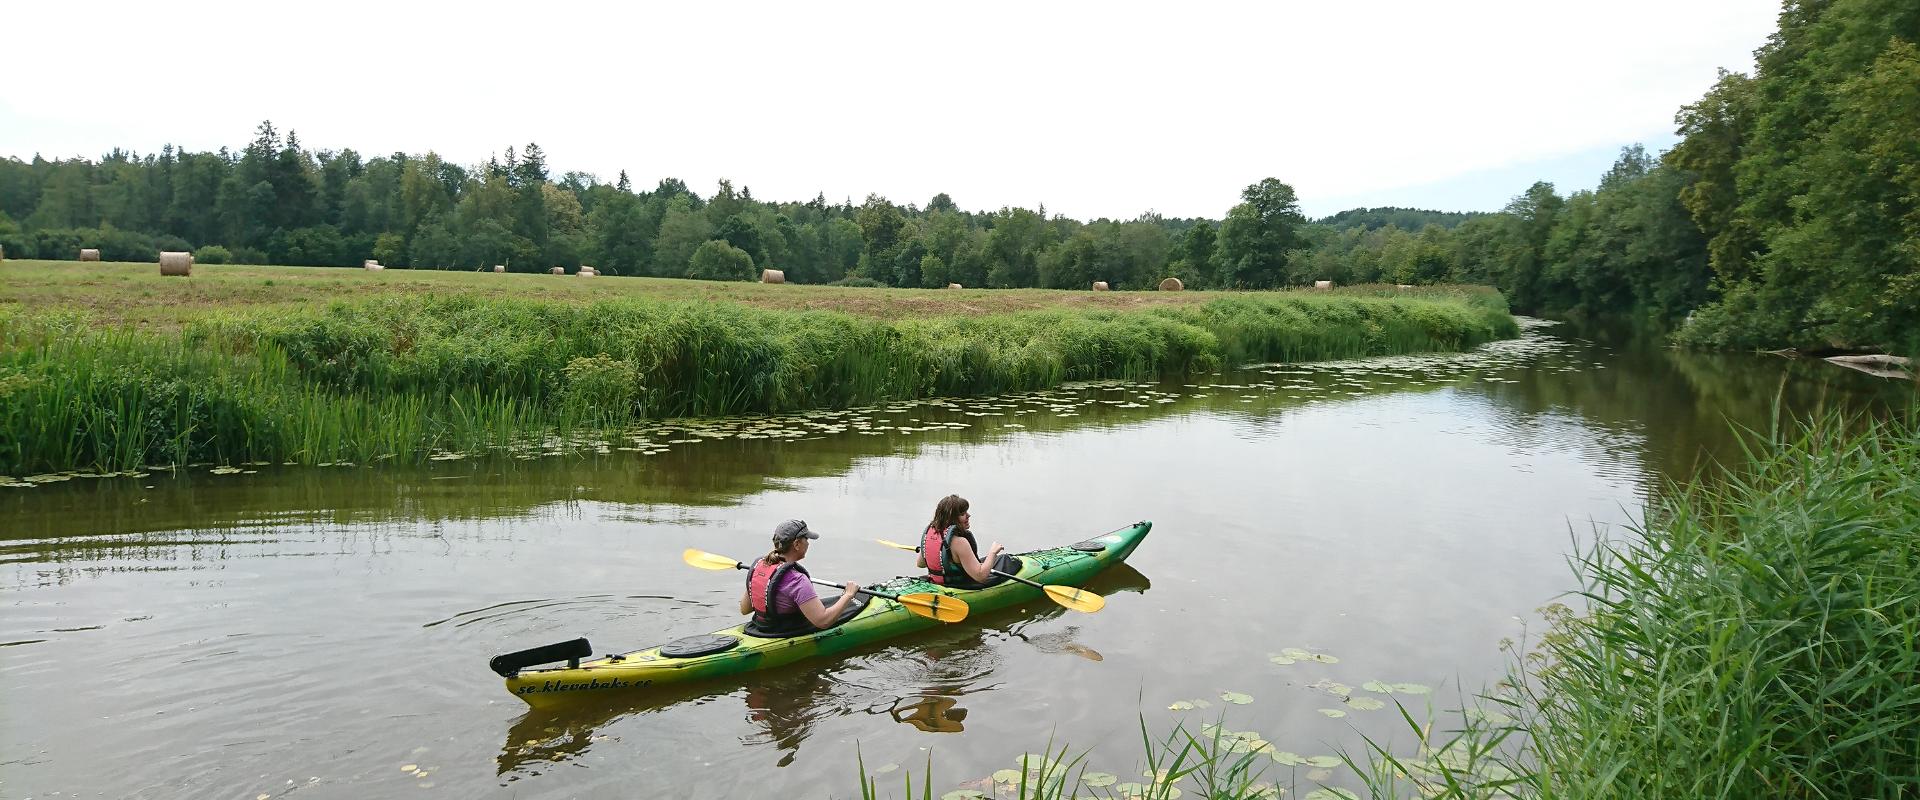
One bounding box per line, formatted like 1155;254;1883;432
0;260;1517;474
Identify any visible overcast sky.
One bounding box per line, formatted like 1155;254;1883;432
3;1;1779;219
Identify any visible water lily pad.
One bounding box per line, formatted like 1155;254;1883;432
1193;698;1212;708
1304;789;1358;800
1169;700;1196;711
1273;751;1307;766
1392;683;1433;695
1281;647;1312;659
1016;753;1059;773
1081;772;1117;787
1317;708;1347;718
1307;680;1353;697
1112;783;1149;799
1248;783;1282;799
1220;690;1254;705
1346;697;1386;711
1304;652;1340;664
991;769;1024;784
1362;681;1396;694
400;764;418;772
1304;755;1342;769
209;466;242;475
1307;769;1333;781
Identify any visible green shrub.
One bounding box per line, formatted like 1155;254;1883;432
686;239;755;281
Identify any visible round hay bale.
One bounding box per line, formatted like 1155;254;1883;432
1092;281;1109;291
79;248;101;262
579;265;597;275
1158;277;1184;291
493;265;506;273
761;269;786;284
576;269;596;277
158;251;193;277
363;259;381;268
550;267;565;275
1313;280;1333;289
365;264;384;271
947;283;963;289
1396;284;1414;289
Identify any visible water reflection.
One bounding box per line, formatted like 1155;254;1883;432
889;694;969;733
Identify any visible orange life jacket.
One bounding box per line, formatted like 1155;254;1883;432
746;559;811;633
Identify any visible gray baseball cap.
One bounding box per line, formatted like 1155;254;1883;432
773;519;820;544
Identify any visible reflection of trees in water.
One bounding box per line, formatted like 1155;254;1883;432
1467;320;1910;484
493;563;1150;777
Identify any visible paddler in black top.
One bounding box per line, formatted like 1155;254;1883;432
917;495;1017;589
738;519;862;636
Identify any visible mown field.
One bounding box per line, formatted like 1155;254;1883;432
0;261;1518;474
0;260;1493;328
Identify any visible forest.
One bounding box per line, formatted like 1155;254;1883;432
1;1;1912;352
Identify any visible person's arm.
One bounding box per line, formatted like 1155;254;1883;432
739;587;753;615
800;582;861;628
953;539;1005;583
916;553;926;569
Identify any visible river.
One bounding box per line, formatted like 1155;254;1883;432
2;319;1910;799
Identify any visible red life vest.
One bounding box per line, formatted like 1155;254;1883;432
746;559;812;633
923;524;973;586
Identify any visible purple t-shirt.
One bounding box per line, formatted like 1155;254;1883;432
767;568;818;614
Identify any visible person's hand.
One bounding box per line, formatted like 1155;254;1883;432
843;581;862;596
988;543;1004;559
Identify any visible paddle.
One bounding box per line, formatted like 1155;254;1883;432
680;548;968;623
872;539;1106;613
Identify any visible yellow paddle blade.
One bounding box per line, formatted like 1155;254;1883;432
894;592;970;623
682;548;744;571
875;538;918;552
1043;585;1106;613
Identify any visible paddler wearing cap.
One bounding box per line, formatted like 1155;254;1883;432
737;519;863;636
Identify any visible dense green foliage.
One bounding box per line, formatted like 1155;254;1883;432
0;291;1514;473
1488;414;1920;798
1317;207;1488;232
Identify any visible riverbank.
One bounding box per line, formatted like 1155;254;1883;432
0;263;1516;474
856;412;1920;799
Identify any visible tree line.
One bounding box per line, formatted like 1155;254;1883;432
1;1;1913;350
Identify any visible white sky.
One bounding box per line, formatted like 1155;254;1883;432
2;0;1778;219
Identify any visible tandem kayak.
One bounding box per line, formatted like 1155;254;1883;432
495;520;1152;707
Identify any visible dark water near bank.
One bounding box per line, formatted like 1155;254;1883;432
3;321;1911;799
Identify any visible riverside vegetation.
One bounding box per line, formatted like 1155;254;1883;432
856;413;1920;800
0;269;1515;474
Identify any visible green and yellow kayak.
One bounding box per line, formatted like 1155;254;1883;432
497;521;1151;707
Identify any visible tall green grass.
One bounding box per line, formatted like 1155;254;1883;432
1455;412;1920;799
850;413;1920;800
0;292;1515;473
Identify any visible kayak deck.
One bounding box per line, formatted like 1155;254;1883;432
502;521;1151;706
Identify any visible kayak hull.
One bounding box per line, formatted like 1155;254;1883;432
502;520;1151;707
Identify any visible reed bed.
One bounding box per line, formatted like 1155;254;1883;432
0;292;1513;473
1437;412;1920;800
849;414;1920;800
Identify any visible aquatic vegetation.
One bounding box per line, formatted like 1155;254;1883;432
0;291;1514;473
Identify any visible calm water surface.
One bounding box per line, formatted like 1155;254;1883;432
2;320;1911;799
